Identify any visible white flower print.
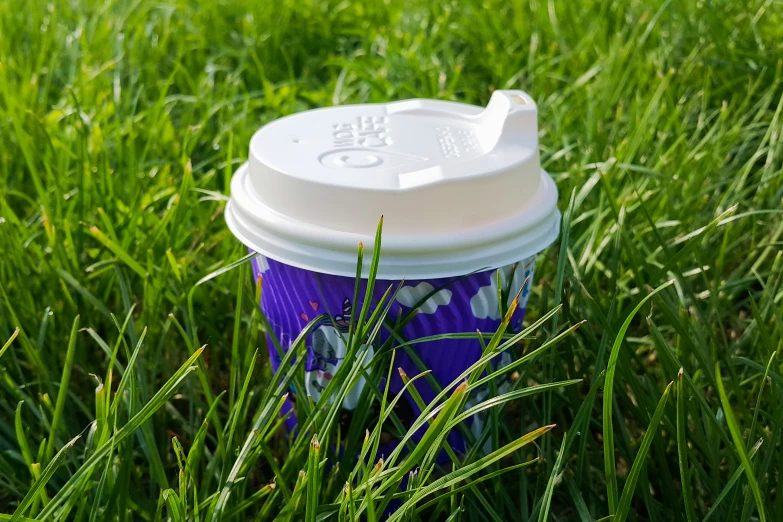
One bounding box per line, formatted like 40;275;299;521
305;324;373;410
470;258;536;320
396;282;452;314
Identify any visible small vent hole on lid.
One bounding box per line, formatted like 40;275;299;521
510;94;527;105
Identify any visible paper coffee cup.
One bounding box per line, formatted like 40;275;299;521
228;90;560;451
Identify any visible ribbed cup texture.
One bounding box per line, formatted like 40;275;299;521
252;254;536;453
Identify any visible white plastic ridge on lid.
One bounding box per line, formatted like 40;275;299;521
226;89;560;279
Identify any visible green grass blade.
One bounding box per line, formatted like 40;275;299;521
355;216;384;346
55;269;113;319
676;369;697;522
702;439;764;522
449;380;582;428
14;402;48;510
538;434;568;522
390;424;555;520
603;280;673;514
306;435;322;522
565;476;592;522
228;261;245;412
614;381;673;522
10;435;80;522
224;484;275;519
193;251;256;288
379;380;469;497
0;327;19;360
163;488;186;522
38;348;204;518
715;363;767;522
218;348;258;490
415;460;538;513
44;315;79;464
87;225;148;278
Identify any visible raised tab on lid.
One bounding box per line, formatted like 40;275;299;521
227;90;560;279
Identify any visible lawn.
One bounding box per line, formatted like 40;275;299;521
1;0;783;520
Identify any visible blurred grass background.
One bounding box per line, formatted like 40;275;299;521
1;0;783;520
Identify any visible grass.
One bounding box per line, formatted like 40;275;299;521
1;0;783;520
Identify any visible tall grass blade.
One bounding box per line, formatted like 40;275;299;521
715;363;767;522
603;280;673;513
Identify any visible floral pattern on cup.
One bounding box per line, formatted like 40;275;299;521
470;259;536;324
303;299;373;410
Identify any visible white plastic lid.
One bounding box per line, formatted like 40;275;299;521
226;90;560;279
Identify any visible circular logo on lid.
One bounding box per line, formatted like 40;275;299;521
319;150;384;169
318;148;428;171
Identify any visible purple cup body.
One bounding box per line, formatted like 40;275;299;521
252;254;536;454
